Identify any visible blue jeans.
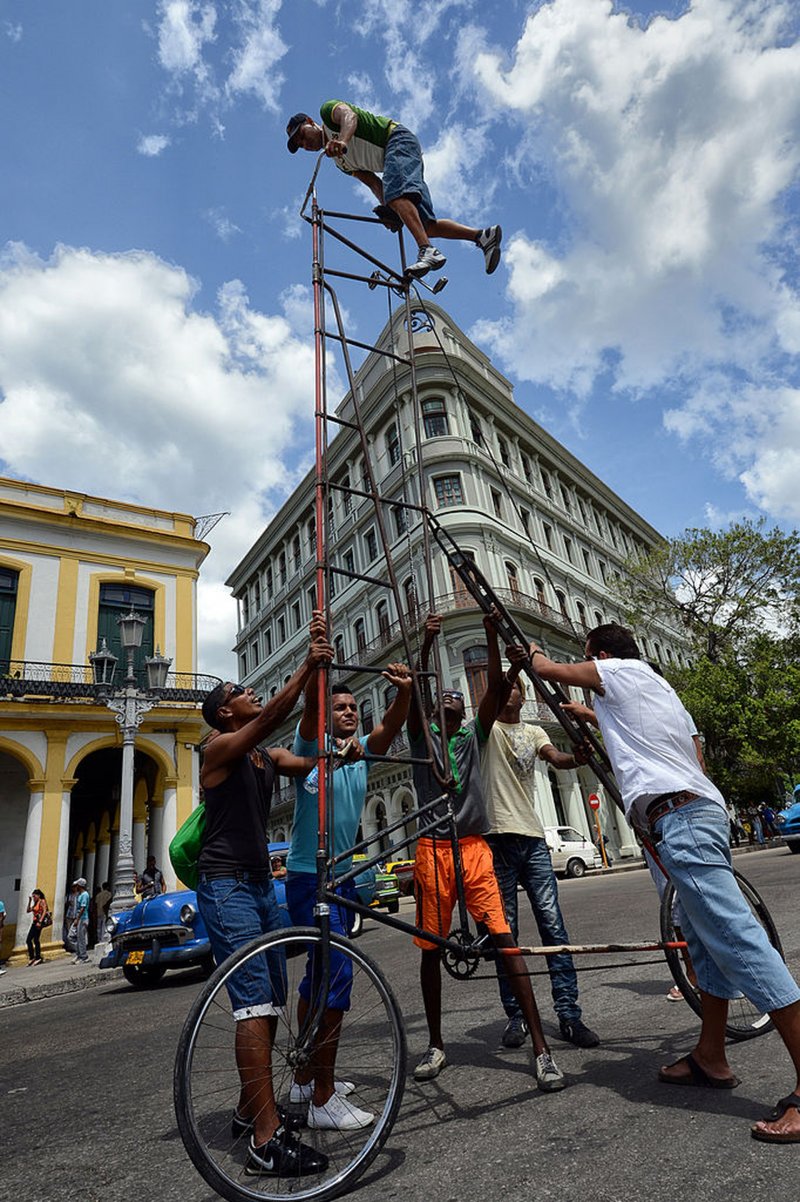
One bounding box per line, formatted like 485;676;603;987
286;872;357;1011
197;873;287;1021
382;126;436;226
486;834;581;1023
655;800;800;1011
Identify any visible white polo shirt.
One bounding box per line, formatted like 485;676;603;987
593;657;725;824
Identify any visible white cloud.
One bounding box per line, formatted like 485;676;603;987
4;21;22;42
226;0;287;111
204;207;241;241
0;242;319;677
460;0;800;517
157;0;217;74
137;133;171;156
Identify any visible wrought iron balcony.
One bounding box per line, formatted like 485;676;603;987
0;661;220;704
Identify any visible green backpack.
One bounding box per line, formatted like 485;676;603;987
169;803;206;891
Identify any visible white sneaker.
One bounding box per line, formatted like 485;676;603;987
406;245;446;279
307;1092;374;1131
534;1051;566;1092
413;1046;447;1081
475;225;502;274
288;1078;355;1104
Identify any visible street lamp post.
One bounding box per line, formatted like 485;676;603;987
89;611;172;915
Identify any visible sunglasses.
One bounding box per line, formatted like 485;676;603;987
439;690;464;702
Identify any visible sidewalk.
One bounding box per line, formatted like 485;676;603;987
0;842;781;1012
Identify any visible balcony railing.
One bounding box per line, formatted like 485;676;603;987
0;661;220;704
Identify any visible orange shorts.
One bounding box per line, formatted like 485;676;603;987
413;835;510;951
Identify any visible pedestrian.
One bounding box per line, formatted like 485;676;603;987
528;621;800;1143
407;613;565;1092
139;855;166;899
25;889;48;965
196;612;333;1178
285;657;412;1131
72;878;90;963
95;880;112;943
286;102;502;280
480;669;600;1051
594;832;614;867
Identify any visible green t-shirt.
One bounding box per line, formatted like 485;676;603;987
410;719;490;839
320;100;397;175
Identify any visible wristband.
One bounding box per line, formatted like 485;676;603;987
531;648;544;657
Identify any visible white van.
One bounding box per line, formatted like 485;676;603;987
544;826;603;878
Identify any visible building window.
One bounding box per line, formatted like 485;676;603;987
542;523;553;550
254;578;261;612
422;398;449;438
450;559;473;608
270;685;277;698
534;578;547;608
560;485;571;513
542;470;553;499
599;560;608;583
490;488;502;519
264;626;273;657
279;551;287;585
555;590;569;620
307;521;315;559
364;528;378;562
264;563;273;595
360;697;374;735
393;504;408;537
582;548;592;575
354;618;367;655
520;508;530;533
497;434;510;468
520;452;532;483
376;601;391;643
251;639;260;667
341;472;352;514
505;562;520;598
344;548;356;576
576;601;587;629
242;592;250;625
97;583;154;686
594;610;603;626
306;586;316;616
386;422;401;466
564;537;574;564
292;601;302;631
292;535;301;573
469;412;483;444
463;645;488;711
403;576;418;621
277;615;286;643
434;474;463;507
334;635;346;664
577;498;587;524
239;652;248;678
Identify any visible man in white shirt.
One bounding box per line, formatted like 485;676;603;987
481;675;600;1050
528;622;800;1144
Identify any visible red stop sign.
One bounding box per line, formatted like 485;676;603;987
588;793;601;811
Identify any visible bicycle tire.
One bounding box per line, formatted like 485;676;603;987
174;926;406;1202
660;869;783;1041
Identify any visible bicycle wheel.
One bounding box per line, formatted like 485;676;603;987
660;869;783;1041
174;926;406;1202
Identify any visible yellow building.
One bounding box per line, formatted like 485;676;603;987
0;477;214;961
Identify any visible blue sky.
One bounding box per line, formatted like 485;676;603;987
1;0;799;677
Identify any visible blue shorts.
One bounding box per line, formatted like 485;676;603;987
382;126;436;227
197;873;287;1022
655;800;800;1012
286;871;357;1011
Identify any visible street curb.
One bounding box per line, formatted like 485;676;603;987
0;966;123;1010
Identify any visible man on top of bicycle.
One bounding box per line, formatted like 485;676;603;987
529;621;800;1145
407;612;566;1093
285;656;413;1132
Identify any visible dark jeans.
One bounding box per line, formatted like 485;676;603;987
487;833;581;1023
26;923;42;961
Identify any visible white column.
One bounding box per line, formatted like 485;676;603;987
83;848;97;893
52;790;72;936
565;778;590;838
15;790;44;942
161;785;178;891
133;821;146;877
148;801;164;869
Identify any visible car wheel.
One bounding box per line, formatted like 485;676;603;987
122;963;167;988
198;953;215;978
350;909;364;938
387;899;400;914
788;843;800;854
565;858;586;879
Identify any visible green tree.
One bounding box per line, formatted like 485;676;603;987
621;518;800;663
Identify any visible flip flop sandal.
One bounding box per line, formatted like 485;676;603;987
658;1053;740;1089
751;1093;800;1143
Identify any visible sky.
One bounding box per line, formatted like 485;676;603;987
1;0;799;680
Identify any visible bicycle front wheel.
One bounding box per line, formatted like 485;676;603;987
174;926;406;1202
660;869;782;1041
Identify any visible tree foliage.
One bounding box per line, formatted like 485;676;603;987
620;518;800;663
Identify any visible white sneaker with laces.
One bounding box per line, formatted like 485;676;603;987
534;1051;566;1092
307;1092;375;1131
413;1045;447;1081
288;1078;355;1104
406;245;446;279
476;225;502;274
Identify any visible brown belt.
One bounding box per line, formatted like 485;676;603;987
645;790;701;828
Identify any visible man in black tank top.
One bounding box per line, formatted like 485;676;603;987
197;612;333;1178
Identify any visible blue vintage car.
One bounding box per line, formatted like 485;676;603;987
100;843;378;988
775;786;800;854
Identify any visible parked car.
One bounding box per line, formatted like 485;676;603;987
543;826;602;878
384;858;416;896
775;789;800;854
100;842;381;987
353;854;400;914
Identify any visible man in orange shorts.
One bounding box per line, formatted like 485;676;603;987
407;613;565;1092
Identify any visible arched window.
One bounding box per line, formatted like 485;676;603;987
334;635;346;665
534;578;547;608
422;397;448;438
450;554;475;609
376;600;391;642
360;696;374;734
576;601;587;629
354;618;367;655
463;645;488;711
555;591;569;621
505;561;519;598
403;576;418;621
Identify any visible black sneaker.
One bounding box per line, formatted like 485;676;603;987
233;1106;305;1140
245;1128;328;1177
501;1015;529;1048
559;1018;600;1048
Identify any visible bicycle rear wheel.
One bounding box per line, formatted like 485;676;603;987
660;869;782;1041
174;926;406;1202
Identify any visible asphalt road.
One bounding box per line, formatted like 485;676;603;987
2;848;798;1202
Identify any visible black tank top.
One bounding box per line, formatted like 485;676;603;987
198;748;275;873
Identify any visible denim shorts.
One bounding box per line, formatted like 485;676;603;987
286;871;357;1011
382;126;436;226
197;874;287;1022
654;799;800;1012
